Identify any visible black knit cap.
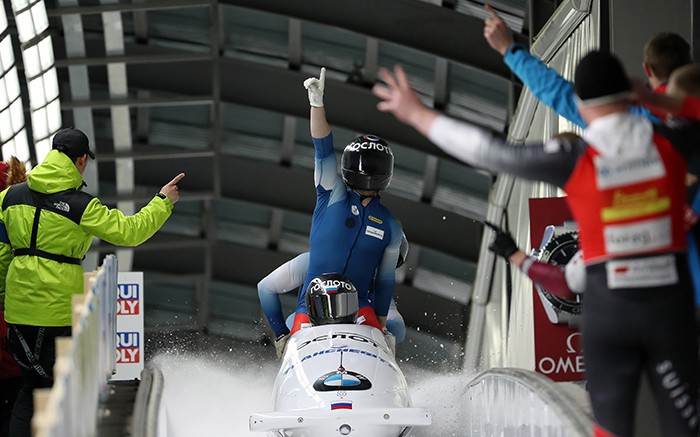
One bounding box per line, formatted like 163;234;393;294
574;50;631;105
52;128;95;159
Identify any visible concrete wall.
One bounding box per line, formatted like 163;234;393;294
607;0;692;80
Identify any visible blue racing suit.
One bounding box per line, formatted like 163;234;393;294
265;133;402;337
258;252;407;341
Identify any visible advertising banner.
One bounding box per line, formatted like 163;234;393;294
528;197;585;382
111;271;144;381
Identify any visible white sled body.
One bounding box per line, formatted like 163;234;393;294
250;324;431;436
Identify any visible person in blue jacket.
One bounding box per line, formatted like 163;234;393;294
482;5;689;127
268;67;403;356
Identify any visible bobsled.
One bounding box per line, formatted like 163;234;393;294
249;322;431;437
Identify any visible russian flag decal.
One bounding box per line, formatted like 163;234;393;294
331;401;353;410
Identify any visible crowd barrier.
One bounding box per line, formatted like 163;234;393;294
31;254;119;437
461;368;593;436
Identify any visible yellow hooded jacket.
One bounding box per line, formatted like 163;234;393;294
1;150;173;326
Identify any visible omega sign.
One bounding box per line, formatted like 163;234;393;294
537;332;585;375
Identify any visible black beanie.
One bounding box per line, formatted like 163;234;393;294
574;50;631;105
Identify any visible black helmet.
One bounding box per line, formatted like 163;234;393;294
397;231;409;268
306;274;359;326
341;134;394;191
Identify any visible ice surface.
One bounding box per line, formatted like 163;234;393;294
153;344;474;437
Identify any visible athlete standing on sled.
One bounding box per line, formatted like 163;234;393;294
268;67;403;355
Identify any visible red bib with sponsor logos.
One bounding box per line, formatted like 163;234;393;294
564;134;687;263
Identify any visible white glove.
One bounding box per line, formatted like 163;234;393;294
275;333;290;360
303;67;326;107
383;329;396;356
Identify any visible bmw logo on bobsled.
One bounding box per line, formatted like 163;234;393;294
249;324;431;436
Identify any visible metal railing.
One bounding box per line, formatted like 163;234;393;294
461;368;592;436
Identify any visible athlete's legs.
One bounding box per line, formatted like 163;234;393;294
583;277;644;437
643;284;699;436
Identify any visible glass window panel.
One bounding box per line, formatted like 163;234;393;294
15;9;35;44
1;138;15;158
5;68;20;101
37;36;54;71
34;137;50;163
46;99;61;132
27;76;46;110
13;129;29;162
0;3;7;32
9;99;24;133
0;38;14;74
42;70;59;102
0;109;12;141
22;44;41;78
29;2;48;36
31;107;48;138
10;0;29;13
0;77;8;108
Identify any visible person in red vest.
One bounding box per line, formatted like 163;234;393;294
373;51;699;437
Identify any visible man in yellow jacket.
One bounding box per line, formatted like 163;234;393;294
2;127;184;437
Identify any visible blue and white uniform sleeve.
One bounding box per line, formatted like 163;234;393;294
314;134;343;190
373;221;402;318
503;44;660;126
258;252;310;337
504;44;585;128
314;133;347;209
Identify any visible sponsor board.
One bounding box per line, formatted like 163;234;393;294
111;272;144;381
529;197;585;382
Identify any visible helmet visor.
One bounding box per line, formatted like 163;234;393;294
308;291;359;325
342;149;393;177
